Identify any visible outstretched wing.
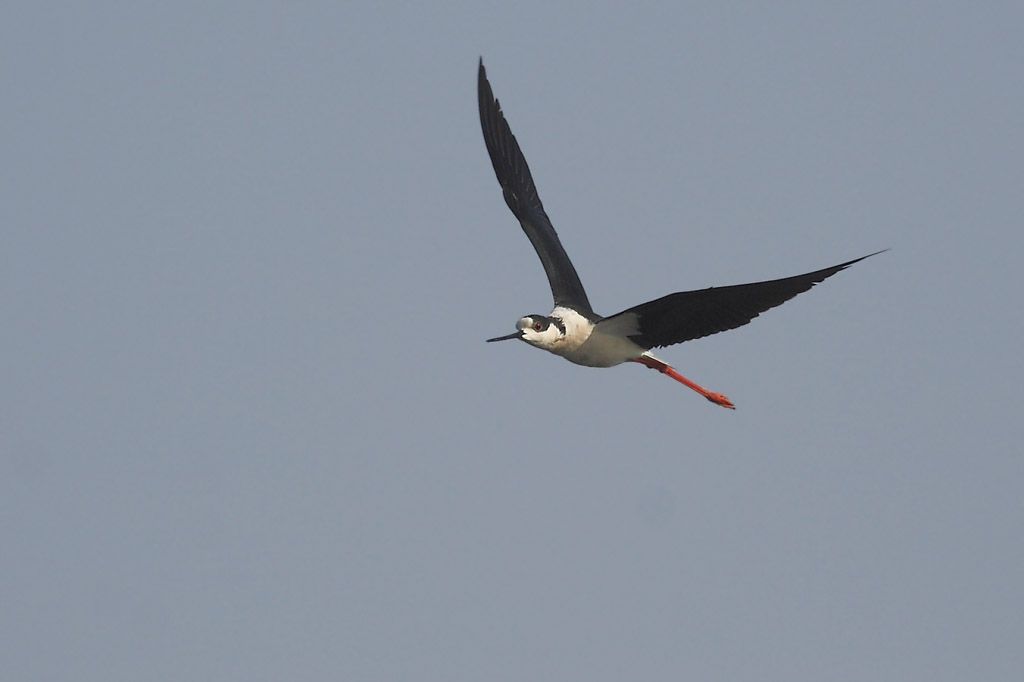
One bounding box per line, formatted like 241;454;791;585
603;252;885;349
478;59;594;317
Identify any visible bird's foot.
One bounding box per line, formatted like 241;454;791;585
706;392;735;410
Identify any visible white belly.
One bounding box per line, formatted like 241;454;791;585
560;328;646;367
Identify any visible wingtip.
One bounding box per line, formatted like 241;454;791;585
478;58;492;97
838;248;890;270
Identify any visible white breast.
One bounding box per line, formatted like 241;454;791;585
547;307;646;368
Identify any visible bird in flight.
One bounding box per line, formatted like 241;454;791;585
478;59;882;409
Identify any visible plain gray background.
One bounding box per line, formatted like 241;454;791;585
4;2;1022;680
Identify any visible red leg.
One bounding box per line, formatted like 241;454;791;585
632;356;735;409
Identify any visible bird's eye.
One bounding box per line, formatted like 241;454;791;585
533;321;544;332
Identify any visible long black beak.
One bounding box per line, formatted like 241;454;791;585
486;331;523;343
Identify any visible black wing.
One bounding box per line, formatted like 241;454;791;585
478;59;594;317
605;251;885;349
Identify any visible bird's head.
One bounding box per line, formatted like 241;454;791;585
486;314;566;350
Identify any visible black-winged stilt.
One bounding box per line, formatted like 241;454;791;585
479;59;882;409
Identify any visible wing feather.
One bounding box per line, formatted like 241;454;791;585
478;59;594;316
605;252;885;349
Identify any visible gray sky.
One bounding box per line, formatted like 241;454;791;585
4;2;1022;680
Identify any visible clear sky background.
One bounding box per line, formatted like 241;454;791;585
3;2;1022;680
